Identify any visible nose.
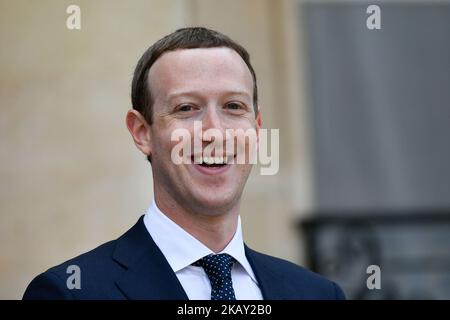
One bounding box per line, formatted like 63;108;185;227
201;105;225;139
198;105;231;156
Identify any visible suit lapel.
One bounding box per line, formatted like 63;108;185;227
244;245;288;300
113;216;188;300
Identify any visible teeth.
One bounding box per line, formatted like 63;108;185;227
194;155;234;165
199;156;226;165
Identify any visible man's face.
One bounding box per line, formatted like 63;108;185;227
147;47;260;215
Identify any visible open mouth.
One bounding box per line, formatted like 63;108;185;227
191;155;235;168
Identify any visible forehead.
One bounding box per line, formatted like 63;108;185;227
147;47;253;99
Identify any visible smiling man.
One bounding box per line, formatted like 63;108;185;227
23;27;345;300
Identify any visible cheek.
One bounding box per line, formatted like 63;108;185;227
232;126;258;164
153;122;195;161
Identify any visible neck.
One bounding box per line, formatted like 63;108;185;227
154;190;240;253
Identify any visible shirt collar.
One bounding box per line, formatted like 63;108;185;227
143;200;258;283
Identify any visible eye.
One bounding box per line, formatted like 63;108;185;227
178;104;194;112
225;102;244;110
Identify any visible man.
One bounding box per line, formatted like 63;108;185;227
23;27;345;300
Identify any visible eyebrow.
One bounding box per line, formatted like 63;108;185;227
166;90;252;102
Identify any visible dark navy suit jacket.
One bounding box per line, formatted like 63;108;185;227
23;216;345;300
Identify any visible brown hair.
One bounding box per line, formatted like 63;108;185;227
131;27;258;125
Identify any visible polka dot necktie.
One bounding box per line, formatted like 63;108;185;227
193;253;237;300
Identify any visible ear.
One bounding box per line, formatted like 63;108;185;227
255;107;262;146
126;109;152;157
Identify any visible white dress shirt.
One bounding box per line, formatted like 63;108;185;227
143;200;263;300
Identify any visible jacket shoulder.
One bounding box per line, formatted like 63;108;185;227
23;239;120;300
247;248;345;300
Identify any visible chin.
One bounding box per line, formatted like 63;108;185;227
190;190;240;214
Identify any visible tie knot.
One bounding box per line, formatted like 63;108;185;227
193;253;235;278
193;254;236;285
193;253;236;300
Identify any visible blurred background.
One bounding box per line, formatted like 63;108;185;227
1;0;449;299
